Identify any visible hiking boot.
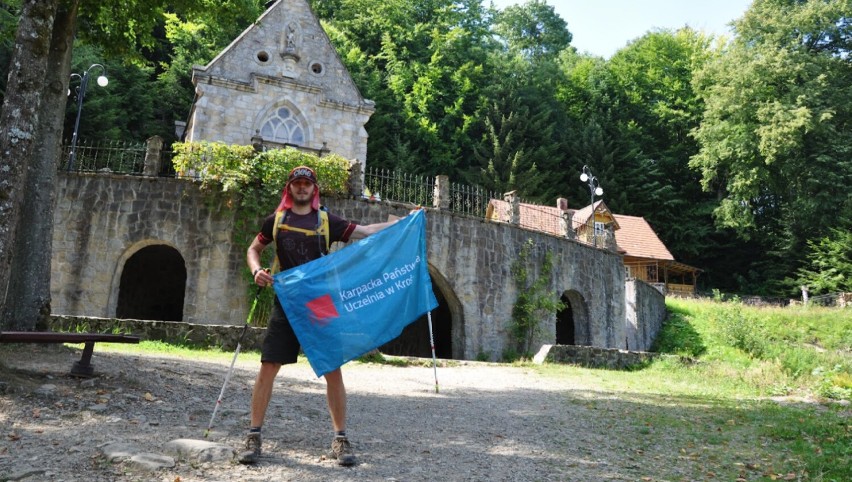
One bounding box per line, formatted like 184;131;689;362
237;431;262;464
331;436;356;466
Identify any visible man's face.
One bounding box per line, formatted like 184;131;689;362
289;178;315;205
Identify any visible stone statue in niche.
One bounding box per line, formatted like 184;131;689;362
281;24;299;57
286;26;296;49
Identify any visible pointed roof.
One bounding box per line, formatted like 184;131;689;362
192;0;372;108
611;214;674;261
572;200;619;230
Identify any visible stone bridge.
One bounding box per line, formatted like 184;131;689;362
51;172;665;361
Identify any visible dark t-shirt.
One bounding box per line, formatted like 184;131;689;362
256;210;356;270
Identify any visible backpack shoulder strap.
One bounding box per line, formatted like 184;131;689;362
271;210;286;274
318;207;330;254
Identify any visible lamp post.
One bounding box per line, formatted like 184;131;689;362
580;165;604;247
67;64;108;171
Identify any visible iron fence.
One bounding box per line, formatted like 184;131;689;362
448;181;500;217
60;140;146;174
53;143;605;246
363;167;435;207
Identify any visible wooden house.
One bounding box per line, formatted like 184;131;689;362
486;197;701;295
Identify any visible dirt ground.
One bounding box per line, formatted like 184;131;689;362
0;343;831;481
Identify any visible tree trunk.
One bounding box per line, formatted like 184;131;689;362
0;0;59;330
3;1;78;330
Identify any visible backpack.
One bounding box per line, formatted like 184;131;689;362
270;207;330;274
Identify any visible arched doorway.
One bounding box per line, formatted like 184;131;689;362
380;282;452;359
555;290;590;346
379;266;460;359
556;293;575;344
116;245;187;321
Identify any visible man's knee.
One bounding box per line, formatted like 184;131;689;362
257;362;282;380
324;368;344;386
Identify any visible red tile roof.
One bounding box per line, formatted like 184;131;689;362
487;199;673;260
487;199;564;235
611;214;674;261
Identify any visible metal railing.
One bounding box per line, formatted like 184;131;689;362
448;181;499;217
363;167;435;207
54;142;612;248
361;168;502;217
60;140;146;174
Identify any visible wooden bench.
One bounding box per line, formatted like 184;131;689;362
0;331;140;377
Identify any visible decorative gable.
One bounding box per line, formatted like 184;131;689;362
185;0;375;165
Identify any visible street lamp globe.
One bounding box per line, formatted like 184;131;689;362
580;172;589;182
66;63;108;171
595;186;603;196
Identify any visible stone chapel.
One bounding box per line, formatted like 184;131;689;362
184;0;375;165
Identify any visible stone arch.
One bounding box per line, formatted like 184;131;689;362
254;100;312;146
556;290;591;346
110;241;187;321
379;264;464;360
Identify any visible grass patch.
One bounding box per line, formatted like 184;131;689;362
533;360;850;481
658;298;851;400
532;298;850;480
79;340;263;364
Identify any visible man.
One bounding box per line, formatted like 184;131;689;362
240;165;397;466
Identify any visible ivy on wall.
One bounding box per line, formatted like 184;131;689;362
172;141;353;325
509;239;565;359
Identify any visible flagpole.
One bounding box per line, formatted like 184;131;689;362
417;208;439;394
426;310;439;393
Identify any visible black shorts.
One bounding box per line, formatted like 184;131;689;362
261;299;301;364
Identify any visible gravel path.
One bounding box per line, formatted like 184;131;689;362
0;343;792;481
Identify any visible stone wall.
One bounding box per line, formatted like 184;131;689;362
51;173;244;325
625;278;667;351
534;344;660;370
320;198;628;360
50;315;267;352
52;174;662;362
49;317;665;371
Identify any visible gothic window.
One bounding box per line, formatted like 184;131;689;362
259;107;305;145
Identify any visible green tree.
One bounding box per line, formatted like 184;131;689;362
796;228;852;294
603;29;721;267
690;0;852;294
492;0;571;60
0;0;60;331
553;48;664;216
0;0;266;329
316;0;495;176
468;53;568;201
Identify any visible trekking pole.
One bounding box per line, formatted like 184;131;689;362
204;285;263;438
426;310;439;393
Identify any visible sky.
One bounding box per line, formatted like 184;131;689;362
490;0;753;58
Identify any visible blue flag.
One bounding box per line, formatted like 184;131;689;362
273;209;438;377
